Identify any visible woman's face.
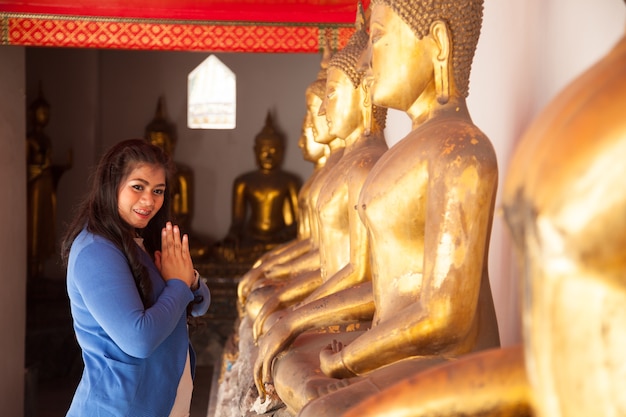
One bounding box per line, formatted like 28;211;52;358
117;163;166;230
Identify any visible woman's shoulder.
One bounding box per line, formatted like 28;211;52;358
69;229;123;264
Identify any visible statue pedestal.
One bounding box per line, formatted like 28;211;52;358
188;268;240;371
209;317;289;417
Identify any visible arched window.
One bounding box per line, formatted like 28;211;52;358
187;55;236;129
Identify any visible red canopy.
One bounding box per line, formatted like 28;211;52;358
0;0;368;52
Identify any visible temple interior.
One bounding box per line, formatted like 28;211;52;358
1;1;625;416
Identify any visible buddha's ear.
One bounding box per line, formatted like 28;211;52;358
430;20;451;104
360;76;372;136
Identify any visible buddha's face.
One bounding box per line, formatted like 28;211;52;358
324;67;361;140
310;94;334;146
34;105;50;127
299;111;327;163
369;4;434;111
255;139;283;171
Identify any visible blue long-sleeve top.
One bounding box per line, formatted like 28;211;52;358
66;228;210;417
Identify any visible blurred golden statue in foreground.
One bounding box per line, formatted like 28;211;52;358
26;84;71;279
145;96;209;259
339;3;626;417
254;0;500;414
215;112;302;265
503;13;626;417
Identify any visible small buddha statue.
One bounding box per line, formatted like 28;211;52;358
26;84;71;280
144;96;209;259
214;112;302;265
253;0;500;414
339;3;626;417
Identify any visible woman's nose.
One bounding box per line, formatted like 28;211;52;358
141;192;155;206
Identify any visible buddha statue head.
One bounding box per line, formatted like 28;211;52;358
325;3;387;138
144;96;177;157
298;113;328;165
254;112;285;172
306;74;334;147
301;42;333;160
29;83;51;130
368;0;483;109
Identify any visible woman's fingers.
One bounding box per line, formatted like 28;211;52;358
159;222;194;285
162;222;184;256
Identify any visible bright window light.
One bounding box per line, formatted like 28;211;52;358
187;55;236;129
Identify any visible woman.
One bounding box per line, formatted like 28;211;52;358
61;138;210;417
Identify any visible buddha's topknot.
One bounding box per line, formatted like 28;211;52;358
328;2;369;89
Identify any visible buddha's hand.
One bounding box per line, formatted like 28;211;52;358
253;297;282;342
320;339;356;378
264;264;290;280
238;267;264;304
253;320;292;400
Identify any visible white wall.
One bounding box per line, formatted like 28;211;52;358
0;45;27;416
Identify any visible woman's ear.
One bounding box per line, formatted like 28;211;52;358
430;20;451;104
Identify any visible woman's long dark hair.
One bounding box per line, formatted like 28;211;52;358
61;138;174;307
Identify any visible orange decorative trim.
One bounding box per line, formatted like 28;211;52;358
0;13;355;53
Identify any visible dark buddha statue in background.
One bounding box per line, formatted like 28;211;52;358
144;96;209;259
214;112;302;266
26;83;71;280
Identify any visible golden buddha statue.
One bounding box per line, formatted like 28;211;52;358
336;3;626;417
145;96;209;259
238;48;337;307
215;112;302;265
26;84;71;279
252;0;500;414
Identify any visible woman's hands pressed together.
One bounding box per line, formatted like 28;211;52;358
154;222;196;288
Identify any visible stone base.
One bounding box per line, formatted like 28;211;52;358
209;317;290;417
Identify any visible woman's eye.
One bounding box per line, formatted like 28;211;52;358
132;184;143;191
153;189;165;195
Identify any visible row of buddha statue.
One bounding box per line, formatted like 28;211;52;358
219;0;626;416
